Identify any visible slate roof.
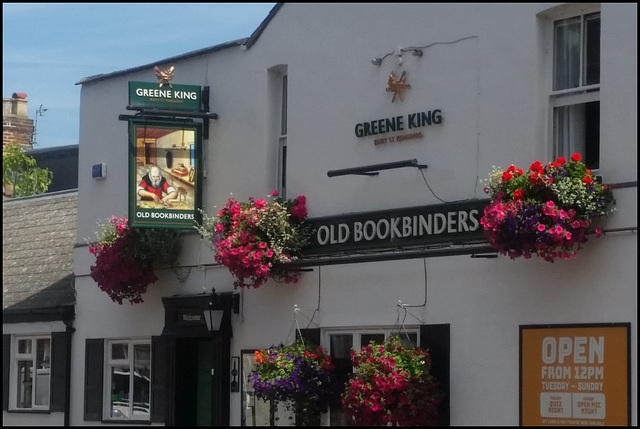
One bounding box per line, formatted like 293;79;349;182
2;190;77;322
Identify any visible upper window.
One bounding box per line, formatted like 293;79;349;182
10;336;51;411
104;339;151;421
550;8;601;170
277;74;288;199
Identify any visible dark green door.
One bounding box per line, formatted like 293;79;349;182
174;338;212;426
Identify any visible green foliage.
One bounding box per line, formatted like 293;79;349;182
132;226;182;269
2;143;52;197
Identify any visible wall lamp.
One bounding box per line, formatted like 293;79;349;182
203;287;240;332
371;51;395;66
327;159;427;177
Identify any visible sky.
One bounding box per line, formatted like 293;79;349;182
2;3;277;149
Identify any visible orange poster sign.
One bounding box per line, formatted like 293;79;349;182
520;323;630;426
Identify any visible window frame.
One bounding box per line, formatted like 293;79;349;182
276;74;288;199
102;338;152;422
547;5;601;171
9;335;52;412
322;326;420;426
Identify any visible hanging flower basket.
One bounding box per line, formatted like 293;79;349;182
252;340;335;425
341;335;442;426
480;153;615;262
195;191;312;289
88;216;181;304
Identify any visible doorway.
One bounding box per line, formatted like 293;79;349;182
174;337;212;426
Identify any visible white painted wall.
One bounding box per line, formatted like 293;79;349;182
69;3;636;426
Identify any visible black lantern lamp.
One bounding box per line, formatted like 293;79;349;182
204;287;225;332
203;287;240;333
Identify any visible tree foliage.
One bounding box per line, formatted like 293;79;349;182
2;143;52;197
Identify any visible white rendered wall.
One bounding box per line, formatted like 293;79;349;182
71;3;636;426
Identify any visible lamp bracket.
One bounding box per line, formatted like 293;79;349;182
327;159;427;177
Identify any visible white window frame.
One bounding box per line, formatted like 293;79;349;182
276;74;288;199
102;339;152;422
9;335;51;411
546;4;601;171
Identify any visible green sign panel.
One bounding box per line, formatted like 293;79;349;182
129;81;201;111
303;199;490;256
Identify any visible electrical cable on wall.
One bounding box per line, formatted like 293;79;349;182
305;266;322;329
419;167;448;203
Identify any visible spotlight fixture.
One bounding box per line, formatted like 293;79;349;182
370;50;395;66
400;47;424;57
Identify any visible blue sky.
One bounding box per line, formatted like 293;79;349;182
2;3;277;148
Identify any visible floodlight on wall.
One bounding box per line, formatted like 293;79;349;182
371;51;395;66
401;47;423;57
327;159;427;177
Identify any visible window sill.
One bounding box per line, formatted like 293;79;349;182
102;419;152;425
6;408;51;414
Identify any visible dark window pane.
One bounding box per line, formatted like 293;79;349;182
360;333;385;348
584;14;601;86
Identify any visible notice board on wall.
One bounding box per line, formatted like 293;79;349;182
520;323;630;426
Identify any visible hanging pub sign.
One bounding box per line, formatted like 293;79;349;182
128;119;202;229
129;81;201;111
303;199;489;256
520;323;631;426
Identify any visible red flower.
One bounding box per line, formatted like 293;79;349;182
571;153;582;162
529;160;544;172
513;189;525;200
197;192;312;288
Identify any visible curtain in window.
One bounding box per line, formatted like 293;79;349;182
554;17;581;90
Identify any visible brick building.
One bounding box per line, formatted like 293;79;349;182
2;93;34;149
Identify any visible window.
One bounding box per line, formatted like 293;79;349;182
10;336;51;410
324;328;419;426
104;339;151;421
277;74;288;198
550;8;600;170
241;350;276;426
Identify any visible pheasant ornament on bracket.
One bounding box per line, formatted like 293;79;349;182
154;65;175;88
386;71;410;102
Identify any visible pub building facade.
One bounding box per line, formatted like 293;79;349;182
4;3;636;426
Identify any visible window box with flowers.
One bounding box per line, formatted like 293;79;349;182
341;335;443;426
251;340;335;426
88;216;181;304
195;191;312;289
480;153;615;262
